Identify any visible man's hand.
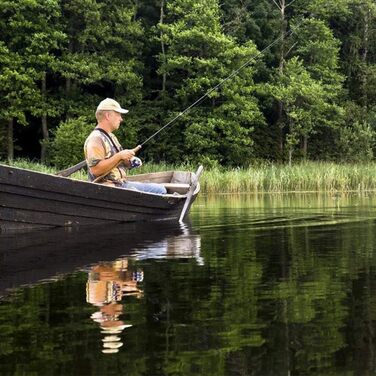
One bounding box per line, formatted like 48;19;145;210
119;149;136;162
90;145;141;177
119;145;142;163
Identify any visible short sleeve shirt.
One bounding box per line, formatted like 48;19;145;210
84;129;127;184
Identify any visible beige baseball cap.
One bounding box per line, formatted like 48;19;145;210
96;98;129;114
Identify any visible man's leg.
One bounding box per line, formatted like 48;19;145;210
121;181;167;194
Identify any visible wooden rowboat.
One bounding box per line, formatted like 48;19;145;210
0;164;203;232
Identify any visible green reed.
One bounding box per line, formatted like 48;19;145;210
4;159;376;193
201;162;376;193
2;159;89;180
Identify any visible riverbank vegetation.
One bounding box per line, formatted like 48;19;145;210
6;159;376;194
0;0;375;168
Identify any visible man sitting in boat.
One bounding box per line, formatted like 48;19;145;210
84;98;167;194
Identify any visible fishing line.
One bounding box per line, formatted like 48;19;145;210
140;16;308;147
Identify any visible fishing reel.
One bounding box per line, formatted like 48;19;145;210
130;157;142;169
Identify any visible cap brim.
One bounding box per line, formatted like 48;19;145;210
116;108;129;114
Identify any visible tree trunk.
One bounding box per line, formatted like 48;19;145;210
288;148;292;166
361;4;370;109
278;0;286;75
275;0;287;157
7;119;14;162
278;115;284;154
66;77;71;96
41;71;49;163
302;135;308;158
159;0;167;95
65;40;73;120
361;4;370;61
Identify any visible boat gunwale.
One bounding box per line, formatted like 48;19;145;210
0;164;201;231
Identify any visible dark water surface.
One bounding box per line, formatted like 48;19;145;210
1;193;376;376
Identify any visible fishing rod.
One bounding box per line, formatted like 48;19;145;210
140;17;305;147
140;42;279;146
58;16;306;177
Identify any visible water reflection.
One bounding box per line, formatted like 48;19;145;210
132;223;203;264
2;194;376;375
0;220;201;297
191;192;376;232
84;224;202;355
86;258;143;354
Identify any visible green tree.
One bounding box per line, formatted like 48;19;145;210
155;0;265;166
0;53;39;162
0;1;44;161
324;0;376;111
58;0;144;113
336;102;375;162
268;57;341;164
269;0;297;156
221;0;279;47
292;18;345;158
49;116;93;168
17;0;65;163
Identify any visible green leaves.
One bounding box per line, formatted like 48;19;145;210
0;0;374;165
268;56;343;163
154;0;265;166
49;116;93;168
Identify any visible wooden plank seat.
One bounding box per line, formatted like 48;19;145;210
163;183;190;194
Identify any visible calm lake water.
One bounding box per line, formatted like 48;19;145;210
1;193;376;376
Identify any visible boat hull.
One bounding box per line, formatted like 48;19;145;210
0;165;200;231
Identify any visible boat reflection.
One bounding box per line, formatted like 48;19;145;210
1;220;202;354
131;222;203;264
0;220;202;298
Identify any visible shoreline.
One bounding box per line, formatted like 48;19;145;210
4;159;376;194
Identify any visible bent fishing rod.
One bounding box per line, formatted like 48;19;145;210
58;17;307;178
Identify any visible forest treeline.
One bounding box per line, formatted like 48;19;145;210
0;0;375;168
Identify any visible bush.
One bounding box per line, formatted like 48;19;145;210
337;121;375;162
49;116;94;168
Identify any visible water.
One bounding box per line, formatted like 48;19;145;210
1;193;376;375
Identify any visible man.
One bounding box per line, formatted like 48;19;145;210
84;98;167;194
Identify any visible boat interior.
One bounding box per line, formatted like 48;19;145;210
126;170;193;195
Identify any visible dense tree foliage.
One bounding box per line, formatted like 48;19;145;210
0;0;375;166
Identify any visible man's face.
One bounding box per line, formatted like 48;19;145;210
108;111;123;131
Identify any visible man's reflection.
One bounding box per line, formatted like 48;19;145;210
86;258;143;354
86;228;202;354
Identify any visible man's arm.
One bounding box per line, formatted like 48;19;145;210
90;149;135;177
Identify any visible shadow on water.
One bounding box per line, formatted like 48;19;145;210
0;220;201;298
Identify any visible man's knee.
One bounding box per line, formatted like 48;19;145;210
122;181;166;194
148;183;167;194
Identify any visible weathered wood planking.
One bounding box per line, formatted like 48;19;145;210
0;164;201;231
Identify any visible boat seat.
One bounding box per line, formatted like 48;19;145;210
163;183;190;194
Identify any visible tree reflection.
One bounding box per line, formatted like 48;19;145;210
2;197;376;375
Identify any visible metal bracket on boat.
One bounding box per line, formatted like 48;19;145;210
179;165;203;223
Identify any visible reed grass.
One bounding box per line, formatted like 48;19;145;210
4;159;376;194
4;159;89;181
201;162;376;194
